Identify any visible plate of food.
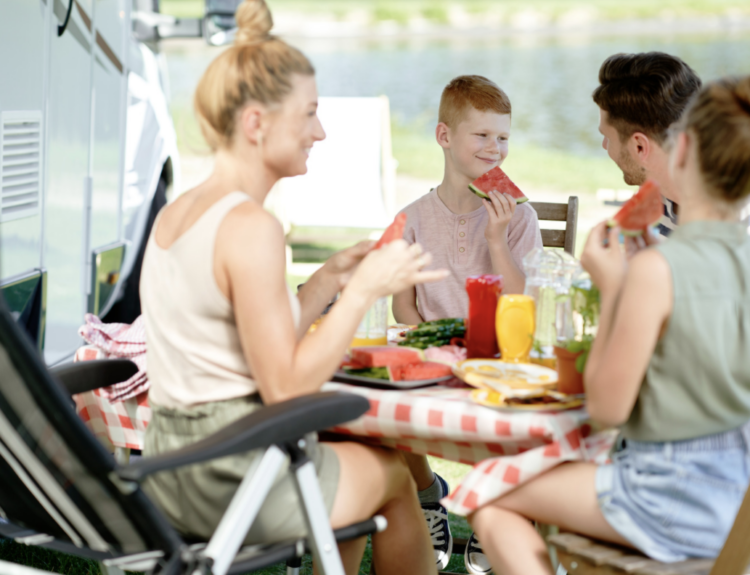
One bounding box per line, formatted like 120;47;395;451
453;359;558;396
396;318;466;349
470;388;584;412
387;324;417;344
334;346;455;389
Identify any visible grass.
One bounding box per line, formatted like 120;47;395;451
0;540;103;575
160;0;750;22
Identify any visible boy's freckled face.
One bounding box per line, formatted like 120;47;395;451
447;108;511;180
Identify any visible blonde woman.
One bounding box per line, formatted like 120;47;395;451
138;1;445;573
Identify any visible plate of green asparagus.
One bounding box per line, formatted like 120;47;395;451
397;318;466;349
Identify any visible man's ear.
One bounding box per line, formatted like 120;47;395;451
630;131;652;163
435;122;451;149
238;105;264;145
674;131;689;169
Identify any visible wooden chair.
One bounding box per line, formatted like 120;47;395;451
529;197;579;256
547;484;750;575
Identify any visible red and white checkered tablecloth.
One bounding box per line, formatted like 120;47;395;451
73;346;151;450
71;342;616;514
322;382;617;516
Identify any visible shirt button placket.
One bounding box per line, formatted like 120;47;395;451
458;218;467;262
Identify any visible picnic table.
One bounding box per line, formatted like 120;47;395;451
73;350;616;515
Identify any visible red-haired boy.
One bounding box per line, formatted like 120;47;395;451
393;75;542;574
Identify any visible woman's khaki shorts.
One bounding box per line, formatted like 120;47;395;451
142;395;340;544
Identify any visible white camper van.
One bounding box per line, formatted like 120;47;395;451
0;0;239;365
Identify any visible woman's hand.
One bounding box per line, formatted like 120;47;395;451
483;191;516;246
322;240;376;290
346;240;449;301
581;221;627;295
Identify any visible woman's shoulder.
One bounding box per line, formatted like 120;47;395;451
221;199;284;241
626;248;672;298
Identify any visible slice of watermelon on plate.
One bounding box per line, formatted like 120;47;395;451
609;179;663;236
374;213;407;249
469;166;528;203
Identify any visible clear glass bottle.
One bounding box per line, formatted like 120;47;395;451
351;296;388;347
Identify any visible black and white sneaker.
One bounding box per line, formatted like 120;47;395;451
464;532;492;575
421;501;453;570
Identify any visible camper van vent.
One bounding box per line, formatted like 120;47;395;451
1;112;42;223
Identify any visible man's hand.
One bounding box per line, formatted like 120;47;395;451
322;240;375;290
483;190;516;246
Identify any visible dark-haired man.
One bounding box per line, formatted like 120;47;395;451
593;51;701;236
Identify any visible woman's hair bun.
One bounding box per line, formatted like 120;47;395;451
234;0;273;45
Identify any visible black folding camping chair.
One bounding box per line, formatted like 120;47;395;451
0;295;383;575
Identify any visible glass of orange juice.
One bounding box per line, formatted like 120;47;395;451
496;295;535;363
351;297;388;347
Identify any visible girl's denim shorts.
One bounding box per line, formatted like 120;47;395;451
596;423;750;562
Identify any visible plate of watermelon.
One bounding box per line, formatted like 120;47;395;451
335;346;455;389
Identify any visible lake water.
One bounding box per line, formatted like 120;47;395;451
164;31;750;157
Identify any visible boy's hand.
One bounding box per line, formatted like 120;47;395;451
483;190;516;246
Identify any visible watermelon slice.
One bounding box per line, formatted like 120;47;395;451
350;346;423;368
342;366;391;381
374;213;407;249
609;180;663;236
390;362;453;381
469;166;528;204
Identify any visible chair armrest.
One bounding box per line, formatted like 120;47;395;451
118;392;369;482
50;359;139;395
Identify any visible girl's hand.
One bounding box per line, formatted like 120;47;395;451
624;227;661;259
581;221;627;295
346;240;449;301
322;240;375;290
483;191;516;246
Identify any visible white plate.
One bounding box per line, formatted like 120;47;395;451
453;359;558;397
470;389;584;412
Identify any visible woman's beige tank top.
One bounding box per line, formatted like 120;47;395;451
140;191;300;409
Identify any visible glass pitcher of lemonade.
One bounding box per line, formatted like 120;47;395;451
522;248;579;366
351;297;388;347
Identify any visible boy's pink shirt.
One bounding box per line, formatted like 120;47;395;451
400;188;542;321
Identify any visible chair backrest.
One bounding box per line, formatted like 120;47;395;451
529;197;579;255
0;295;182;557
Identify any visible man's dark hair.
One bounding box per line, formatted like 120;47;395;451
593;52;702;144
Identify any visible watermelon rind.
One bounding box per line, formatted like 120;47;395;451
607;219;649;236
468;183;529;203
468;183;490;199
